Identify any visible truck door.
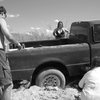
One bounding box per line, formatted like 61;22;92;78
91;24;100;62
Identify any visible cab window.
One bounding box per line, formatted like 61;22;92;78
70;25;88;42
94;24;100;42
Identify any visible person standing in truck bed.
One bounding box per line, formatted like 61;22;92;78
0;6;21;100
53;21;69;39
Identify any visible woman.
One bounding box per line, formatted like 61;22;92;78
53;21;69;39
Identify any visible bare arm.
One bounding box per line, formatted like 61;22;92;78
53;29;57;36
63;28;70;38
0;19;21;49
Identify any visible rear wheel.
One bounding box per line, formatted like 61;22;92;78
35;69;66;88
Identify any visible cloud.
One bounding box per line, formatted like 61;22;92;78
30;27;40;30
30;27;35;30
36;27;40;30
46;29;53;33
54;19;59;23
7;14;20;18
25;32;33;36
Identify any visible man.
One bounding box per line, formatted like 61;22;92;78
79;58;100;100
0;6;21;100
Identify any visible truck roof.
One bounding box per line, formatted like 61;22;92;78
87;20;100;26
72;20;100;27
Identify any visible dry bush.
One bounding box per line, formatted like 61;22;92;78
11;29;54;42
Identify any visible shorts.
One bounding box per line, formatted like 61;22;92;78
0;50;12;86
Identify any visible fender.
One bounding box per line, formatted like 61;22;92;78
36;57;66;67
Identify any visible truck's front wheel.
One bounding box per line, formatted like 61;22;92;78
35;69;66;88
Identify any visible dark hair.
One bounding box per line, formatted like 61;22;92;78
57;21;63;28
92;57;100;68
0;6;7;14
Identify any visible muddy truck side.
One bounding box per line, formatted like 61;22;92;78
6;20;100;88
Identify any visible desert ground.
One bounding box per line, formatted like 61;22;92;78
11;80;81;100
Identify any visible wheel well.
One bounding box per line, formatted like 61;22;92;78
31;61;69;85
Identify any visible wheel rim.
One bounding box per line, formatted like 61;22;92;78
41;75;61;87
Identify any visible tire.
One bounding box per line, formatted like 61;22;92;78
35;69;66;88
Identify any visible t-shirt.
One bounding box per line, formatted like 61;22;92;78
79;67;100;100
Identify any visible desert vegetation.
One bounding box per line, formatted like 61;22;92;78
11;29;54;42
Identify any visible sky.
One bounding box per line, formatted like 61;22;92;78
0;0;100;33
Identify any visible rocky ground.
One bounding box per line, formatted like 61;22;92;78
11;80;81;100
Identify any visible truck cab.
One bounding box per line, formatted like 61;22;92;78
70;20;100;66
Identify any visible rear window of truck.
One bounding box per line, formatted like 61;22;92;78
70;24;88;41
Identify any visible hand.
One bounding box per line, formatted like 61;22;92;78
17;43;22;50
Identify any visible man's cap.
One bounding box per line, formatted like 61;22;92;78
0;6;7;14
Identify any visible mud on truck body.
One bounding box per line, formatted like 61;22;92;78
6;20;100;88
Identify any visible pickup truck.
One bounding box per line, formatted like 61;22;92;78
6;20;100;88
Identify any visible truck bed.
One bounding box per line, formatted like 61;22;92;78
9;37;83;49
